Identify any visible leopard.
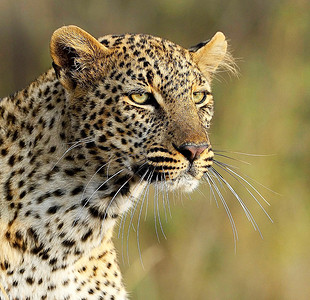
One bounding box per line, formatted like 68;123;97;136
0;25;234;299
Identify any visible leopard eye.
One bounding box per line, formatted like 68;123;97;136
193;91;207;105
129;93;150;104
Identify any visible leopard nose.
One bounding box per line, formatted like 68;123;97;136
176;143;209;163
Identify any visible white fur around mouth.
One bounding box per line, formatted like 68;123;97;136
158;173;199;193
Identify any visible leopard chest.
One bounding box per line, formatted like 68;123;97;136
0;228;126;299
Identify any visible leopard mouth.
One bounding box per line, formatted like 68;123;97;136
133;163;172;183
133;163;202;192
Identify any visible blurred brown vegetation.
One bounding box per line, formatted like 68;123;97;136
1;0;310;299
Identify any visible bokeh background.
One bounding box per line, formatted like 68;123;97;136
1;0;309;299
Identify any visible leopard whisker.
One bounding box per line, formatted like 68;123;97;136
208;166;226;192
187;190;193;202
153;175;159;242
73;163;124;227
143;170;153;222
213;162;273;225
214;159;280;196
65;136;94;145
204;170;239;249
160;168;168;222
117;208;125;239
163;169;172;219
82;168;124;210
157;176;167;241
209;167;263;238
213;152;251;165
162;187;168;222
203;173;219;208
153;174;163;242
115;160;149;264
109;159;145;238
119;207;129;265
126;168;149;265
164;169;175;216
214;160;272;210
99;170;139;239
52;137;95;170
213;149;276;157
79;156;115;205
196;186;212;205
178;183;183;207
119;164;151;265
135;169;154;268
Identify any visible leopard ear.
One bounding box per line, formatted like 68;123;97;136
50;25;111;91
190;32;235;78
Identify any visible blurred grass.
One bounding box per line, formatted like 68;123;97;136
1;0;310;299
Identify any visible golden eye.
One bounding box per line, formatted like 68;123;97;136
129;93;149;104
193;91;207;105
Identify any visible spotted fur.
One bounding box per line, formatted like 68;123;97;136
0;25;233;299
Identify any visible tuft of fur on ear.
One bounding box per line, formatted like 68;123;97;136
190;32;237;79
50;25;112;91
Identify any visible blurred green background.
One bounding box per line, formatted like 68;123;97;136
1;0;309;299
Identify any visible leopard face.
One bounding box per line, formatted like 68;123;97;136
51;26;230;196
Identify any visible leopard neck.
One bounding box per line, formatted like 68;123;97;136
0;69;143;268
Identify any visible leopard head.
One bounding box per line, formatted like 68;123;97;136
50;25;233;193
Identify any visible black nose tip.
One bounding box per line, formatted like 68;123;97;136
176;143;209;163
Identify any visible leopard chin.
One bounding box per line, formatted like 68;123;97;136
165;174;200;192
